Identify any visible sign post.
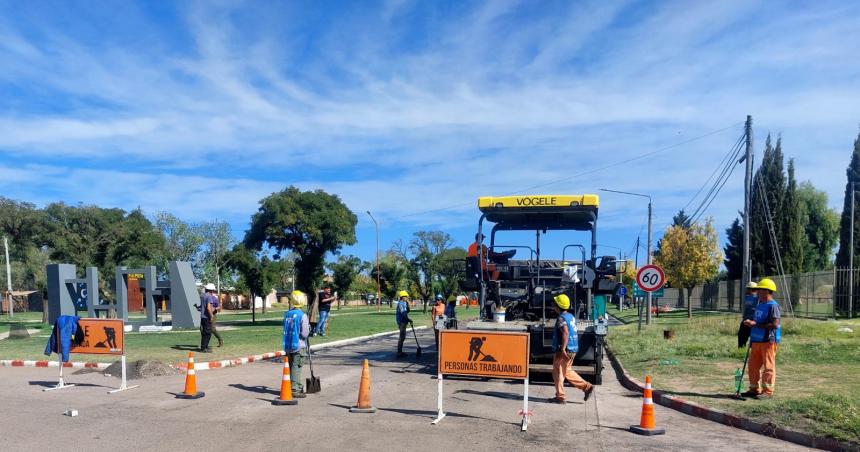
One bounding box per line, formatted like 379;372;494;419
435;330;530;430
43;318;138;393
635;265;665;331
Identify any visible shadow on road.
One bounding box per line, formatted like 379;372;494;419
171;345;201;351
454;388;566;404
29;380;106;389
229;383;279;396
328;403;515;424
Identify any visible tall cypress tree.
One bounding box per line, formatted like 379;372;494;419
724;216;744;280
836;130;860;268
750;134;787;277
784;159;804;275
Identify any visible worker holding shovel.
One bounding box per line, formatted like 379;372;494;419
395;290;412;359
741;278;781;400
548;294;593;404
283;290;310;398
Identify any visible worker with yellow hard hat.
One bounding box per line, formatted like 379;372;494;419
548;294;593;404
395;290;412;358
737;281;758;348
283;290;310;397
741;278;782;399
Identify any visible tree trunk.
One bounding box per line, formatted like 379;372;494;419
251;291;256;324
687;287;694;318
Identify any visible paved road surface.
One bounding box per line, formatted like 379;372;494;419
0;329;811;451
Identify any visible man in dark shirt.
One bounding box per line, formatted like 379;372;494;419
315;286;335;337
738;282;758;348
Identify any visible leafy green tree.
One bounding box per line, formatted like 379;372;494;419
154;212;204;276
433;246;468;299
723;216;744;281
199;220;236;297
798;182;839;270
227;245;276;321
244;187;357;296
327;255;368;305
398;231;455;312
370;252;408;303
0;198;48;290
655;218;722;318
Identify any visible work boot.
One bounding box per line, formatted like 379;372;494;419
757;393;773;400
293;391;307;398
200;348;213;353
396;352;408;358
217;340;224;347
583;386;594;402
740;390;759;398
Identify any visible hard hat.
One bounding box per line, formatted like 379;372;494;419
398;290;409;298
289;290;307;307
553;294;571;310
757;278;777;292
436;294;443;300
746;281;758;289
204;283;216;291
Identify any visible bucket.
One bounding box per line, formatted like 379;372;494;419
493;309;506;323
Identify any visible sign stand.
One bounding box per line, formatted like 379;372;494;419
108;354;139;394
43;359;75;392
431;373;446;425
43;328;75;392
520;376;531;431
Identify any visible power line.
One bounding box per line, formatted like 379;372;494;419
398;122;743;219
685;132;746;225
682;133;745;213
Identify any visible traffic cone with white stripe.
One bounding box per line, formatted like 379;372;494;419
176;352;205;399
273;356;298;406
630;375;665;435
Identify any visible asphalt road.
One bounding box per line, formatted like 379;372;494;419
0;329;811;451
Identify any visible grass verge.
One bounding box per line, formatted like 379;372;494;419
607;308;860;444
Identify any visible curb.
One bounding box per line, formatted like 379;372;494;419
605;343;858;452
0;326;429;372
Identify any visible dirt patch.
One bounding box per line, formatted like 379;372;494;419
103;360;179;380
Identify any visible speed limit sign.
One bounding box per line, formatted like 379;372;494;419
636;265;665;292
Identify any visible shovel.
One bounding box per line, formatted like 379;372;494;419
734;340;752;399
410;322;423;358
305;339;321;394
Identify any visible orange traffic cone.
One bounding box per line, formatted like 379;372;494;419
273;356;297;406
629;375;665;435
349;359;377;413
176;352;205;399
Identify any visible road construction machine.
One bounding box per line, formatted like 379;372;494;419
453;194;619;383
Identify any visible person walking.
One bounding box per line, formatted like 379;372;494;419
431;294;446;348
308;288;320;336
737;281;758;348
199;284;217;353
315;286;335;337
741;278;782;399
395;290;412;358
444;296;457;329
283;290;310;397
208;287;224;348
548;294;593;403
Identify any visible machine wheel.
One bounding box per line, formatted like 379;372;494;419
593;340;604;385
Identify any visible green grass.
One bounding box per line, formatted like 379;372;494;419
0;303;467;364
607;309;860;444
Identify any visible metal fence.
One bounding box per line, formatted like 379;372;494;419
644;268;859;319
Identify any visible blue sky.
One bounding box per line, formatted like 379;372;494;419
1;0;859;265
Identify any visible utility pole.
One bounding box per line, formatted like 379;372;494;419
367;211;381;312
741;115;754;304
646;200;653;325
850;180;855;318
4;236;12;317
634;236;640;268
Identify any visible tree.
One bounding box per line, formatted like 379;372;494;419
397;231;455;312
798;182;839;271
327;255;367;305
672;209;692;228
227;245;276;322
154;212;204;277
723;216;744;280
370;252;408;303
0;198;48;290
199;220;237;298
434;247;468;299
244;187;357;296
836;129;860;269
783;159;804;276
750;134;786;277
655;218;722;318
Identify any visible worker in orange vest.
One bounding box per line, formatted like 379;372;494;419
431;294;446;348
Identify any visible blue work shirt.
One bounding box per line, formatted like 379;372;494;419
396;300;410;325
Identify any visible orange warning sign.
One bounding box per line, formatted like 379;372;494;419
71;319;124;355
438;330;529;379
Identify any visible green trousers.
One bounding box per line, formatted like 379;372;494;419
287;351;305;393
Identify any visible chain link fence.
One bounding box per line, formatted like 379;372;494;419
644;268;859;319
